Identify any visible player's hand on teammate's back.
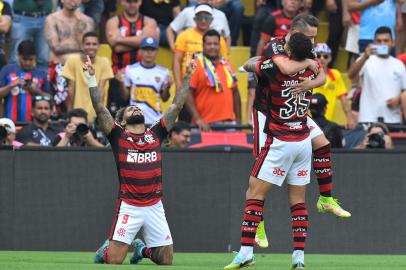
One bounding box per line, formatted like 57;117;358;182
82;55;95;76
290;76;313;95
306;59;319;75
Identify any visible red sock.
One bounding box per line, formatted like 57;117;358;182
241;199;264;246
313;144;333;197
103;246;109;263
141;247;152;258
291;203;308;251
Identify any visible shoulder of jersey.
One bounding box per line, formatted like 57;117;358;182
155;64;169;73
271;10;283;16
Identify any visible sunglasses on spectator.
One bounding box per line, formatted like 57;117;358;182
195;15;213;21
34;95;51;101
126;0;139;3
316;54;330;60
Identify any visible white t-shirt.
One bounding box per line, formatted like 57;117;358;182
124;63;170;125
358;55;406;123
169;6;230;38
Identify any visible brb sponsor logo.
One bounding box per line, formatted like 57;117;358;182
297;169;308;177
272;168;286;176
127;150;157;163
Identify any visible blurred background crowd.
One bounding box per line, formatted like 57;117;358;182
0;0;405;150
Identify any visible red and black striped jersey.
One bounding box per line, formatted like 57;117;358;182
255;58;316;142
112;15;144;73
260;10;295;41
254;36;288;113
107;118;168;207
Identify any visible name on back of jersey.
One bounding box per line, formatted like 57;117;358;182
281;73;316;87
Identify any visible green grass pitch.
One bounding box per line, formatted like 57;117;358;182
0;251;405;270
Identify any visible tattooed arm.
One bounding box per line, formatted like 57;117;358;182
242;56;261;73
82;55;114;135
163;61;196;132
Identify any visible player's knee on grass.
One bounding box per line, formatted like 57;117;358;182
108;240;129;264
151;245;173;265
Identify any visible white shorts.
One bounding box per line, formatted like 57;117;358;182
345;24;360;54
252;110;323;156
110;200;173;248
251;135;312;186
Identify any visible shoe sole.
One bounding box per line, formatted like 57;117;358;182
224;260;255;269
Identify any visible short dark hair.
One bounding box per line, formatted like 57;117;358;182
203;29;221;43
32;95;53;108
169;121;191;137
368;122;389;135
82;31;99;43
287;32;313;61
18;40;36;57
291;14;319;32
374;26;392;39
68;108;88;122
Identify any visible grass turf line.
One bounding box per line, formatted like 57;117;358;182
0;251;405;270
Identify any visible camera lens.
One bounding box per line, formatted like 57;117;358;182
75;123;89;138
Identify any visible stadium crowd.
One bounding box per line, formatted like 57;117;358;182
0;0;405;150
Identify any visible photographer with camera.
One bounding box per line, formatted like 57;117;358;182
357;122;394;149
53;108;103;147
348;26;406;125
0;118;22;148
0;40;50;122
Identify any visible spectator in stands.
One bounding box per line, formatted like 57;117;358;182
310;93;343;148
256;0;302;56
165;121;191;148
16;96;62;146
396;2;406;55
168;0;231;50
186;30;241;131
105;0;158;116
53;108;104;147
0;40;50;123
348;26;406;125
324;0;348;67
174;4;228;122
44;0;94;118
0;117;23;147
344;3;360;69
313;43;356;128
81;0;104;25
9;0;52;72
140;0;181;48
62;32;114;123
189;0;244;46
348;0;400;54
119;37;172;125
0;1;11;69
357;122;394;149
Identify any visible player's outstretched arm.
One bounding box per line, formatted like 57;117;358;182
241;56;261;73
82;55;114;135
163;60;196;131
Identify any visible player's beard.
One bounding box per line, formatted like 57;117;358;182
126;114;145;125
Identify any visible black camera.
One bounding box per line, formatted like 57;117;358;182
75;123;90;138
0;125;7;143
23;78;32;88
366;132;386;149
